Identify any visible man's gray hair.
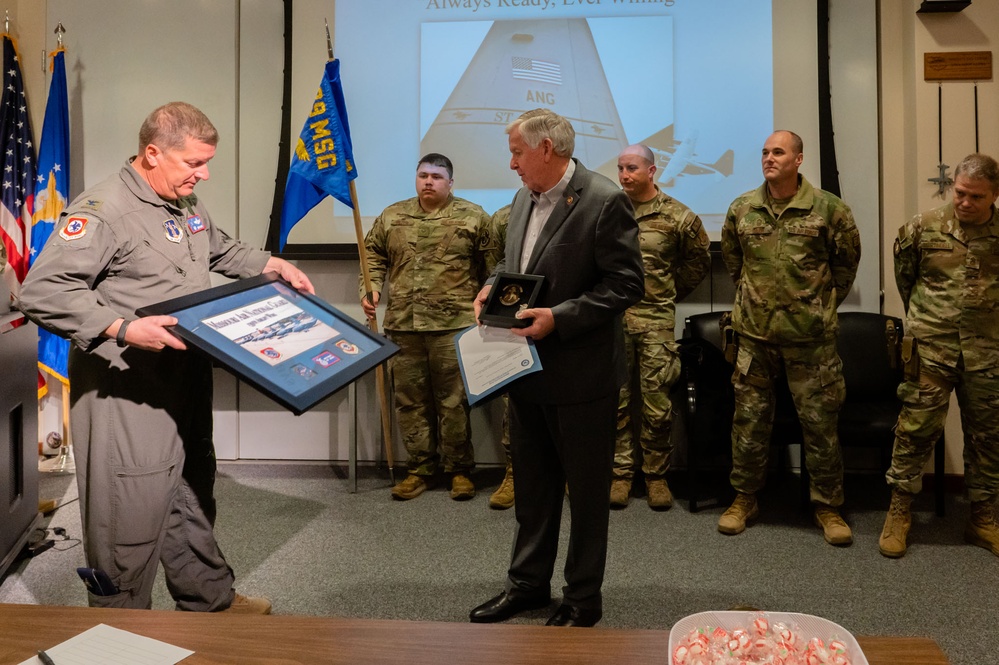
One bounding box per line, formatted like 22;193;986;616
139;102;219;152
955;153;999;192
506;108;574;158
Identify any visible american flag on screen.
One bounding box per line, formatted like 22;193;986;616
0;34;36;284
511;57;562;85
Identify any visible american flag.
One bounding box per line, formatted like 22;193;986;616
0;35;36;284
511;57;562;85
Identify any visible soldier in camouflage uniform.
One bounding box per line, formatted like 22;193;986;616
361;153;492;501
612;145;710;510
719;130;861;545
880;153;999;559
483;204;516;510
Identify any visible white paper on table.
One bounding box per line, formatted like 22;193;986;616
21;623;194;665
454;325;542;405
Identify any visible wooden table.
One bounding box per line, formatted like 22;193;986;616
0;603;948;665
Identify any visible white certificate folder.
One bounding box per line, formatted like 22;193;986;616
455;325;542;405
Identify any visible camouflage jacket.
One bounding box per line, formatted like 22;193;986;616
894;203;999;371
483;204;510;277
362;194;491;332
721;176;861;344
624;188;711;334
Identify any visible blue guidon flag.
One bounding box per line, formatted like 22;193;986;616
32;45;71;389
279;58;357;250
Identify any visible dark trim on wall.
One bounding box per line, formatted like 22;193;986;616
265;0;295;254
276;243;360;260
817;0;841;197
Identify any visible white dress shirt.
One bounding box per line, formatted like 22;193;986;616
520;159;576;269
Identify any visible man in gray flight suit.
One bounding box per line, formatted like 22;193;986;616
19;102;312;612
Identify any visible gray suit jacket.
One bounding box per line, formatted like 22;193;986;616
492;160;644;404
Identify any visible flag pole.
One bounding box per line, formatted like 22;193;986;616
327;21;396;484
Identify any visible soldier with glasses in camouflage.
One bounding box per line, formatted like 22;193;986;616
718;130;861;546
880;153;999;559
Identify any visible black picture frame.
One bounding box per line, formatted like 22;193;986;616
479;272;545;328
137;273;398;415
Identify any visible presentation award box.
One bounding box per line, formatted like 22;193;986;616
137;273;398;415
479;272;545;329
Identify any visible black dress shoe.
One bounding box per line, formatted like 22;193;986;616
469;591;551;623
545;604;602;627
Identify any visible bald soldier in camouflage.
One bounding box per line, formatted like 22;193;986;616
719;130;861;545
483;204;516;510
612;145;710;510
362;153;492;501
880;153;999;559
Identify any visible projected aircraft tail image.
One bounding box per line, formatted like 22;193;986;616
421;18;735;197
421;18;628;189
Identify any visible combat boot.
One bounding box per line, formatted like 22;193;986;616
610;478;632;509
391;474;428;501
878;489;913;558
718;492;758;535
965;497;999;557
489;464;515;510
222;593;272;615
450;473;476;501
814;504;853;546
645;477;674;511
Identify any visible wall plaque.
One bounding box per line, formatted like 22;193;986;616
924;51;992;81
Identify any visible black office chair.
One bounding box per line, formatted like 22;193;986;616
677;311;734;512
835;312;945;516
678;311;945;515
678;310;810;511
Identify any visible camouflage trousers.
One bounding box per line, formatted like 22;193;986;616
387;330;473;476
887;355;999;502
614;328;681;480
499;393;512;465
730;336;846;506
486;393;512;465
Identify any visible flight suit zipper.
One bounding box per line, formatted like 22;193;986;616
142;239;188;277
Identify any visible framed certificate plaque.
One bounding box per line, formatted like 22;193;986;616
137;273;398;415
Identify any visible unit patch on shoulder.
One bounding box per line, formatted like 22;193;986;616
59;217;89;241
186;215;205;234
163;219;184;243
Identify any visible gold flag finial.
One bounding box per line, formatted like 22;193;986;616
325;18;334;61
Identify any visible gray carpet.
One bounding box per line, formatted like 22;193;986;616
2;463;995;665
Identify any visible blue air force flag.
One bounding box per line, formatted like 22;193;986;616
31;47;70;384
279;58;357;250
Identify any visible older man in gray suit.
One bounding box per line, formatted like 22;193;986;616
469;109;644;627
